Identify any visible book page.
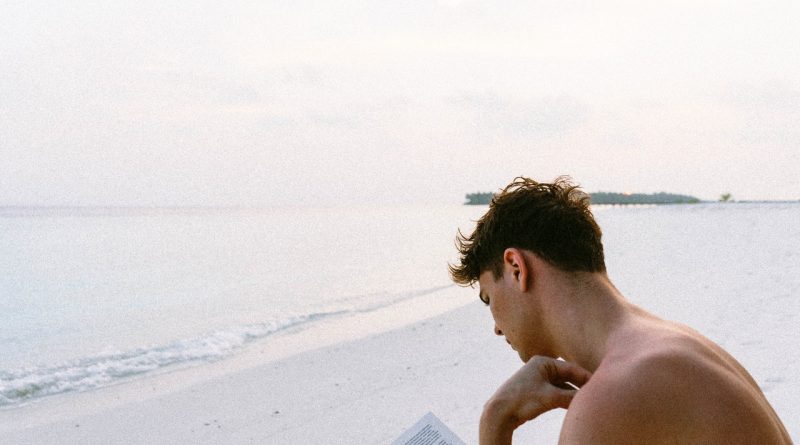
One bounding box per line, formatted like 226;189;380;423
391;412;466;445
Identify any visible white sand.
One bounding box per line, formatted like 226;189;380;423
1;285;797;444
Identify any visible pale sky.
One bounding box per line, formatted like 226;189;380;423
2;0;799;206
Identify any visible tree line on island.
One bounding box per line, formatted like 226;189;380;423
464;191;702;205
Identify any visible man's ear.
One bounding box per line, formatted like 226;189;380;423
503;248;531;292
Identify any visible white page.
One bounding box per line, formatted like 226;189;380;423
391;412;466;445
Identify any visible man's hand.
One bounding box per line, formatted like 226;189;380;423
479;356;592;445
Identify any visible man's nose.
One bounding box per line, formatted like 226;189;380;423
494;325;503;336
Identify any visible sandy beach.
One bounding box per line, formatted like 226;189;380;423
1;283;797;444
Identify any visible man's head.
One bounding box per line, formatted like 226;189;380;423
450;176;606;286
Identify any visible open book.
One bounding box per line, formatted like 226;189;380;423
391;412;466;445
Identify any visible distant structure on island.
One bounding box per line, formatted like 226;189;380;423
464;191;701;205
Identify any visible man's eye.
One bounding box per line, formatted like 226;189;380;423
479;294;489;306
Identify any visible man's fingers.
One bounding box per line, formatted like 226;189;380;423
552;359;593;388
555;381;580;390
549;387;578;410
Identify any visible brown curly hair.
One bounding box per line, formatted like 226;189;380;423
449;176;606;285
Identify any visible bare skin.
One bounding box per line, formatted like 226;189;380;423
478;248;791;444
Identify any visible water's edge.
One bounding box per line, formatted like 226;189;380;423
0;285;451;408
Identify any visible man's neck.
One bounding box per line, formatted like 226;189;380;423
540;271;633;373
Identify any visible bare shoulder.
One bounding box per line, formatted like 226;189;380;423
559;345;700;444
559;328;791;444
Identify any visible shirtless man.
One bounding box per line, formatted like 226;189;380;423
450;177;791;444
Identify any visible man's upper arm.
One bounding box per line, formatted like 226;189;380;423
558;378;636;444
557;364;687;444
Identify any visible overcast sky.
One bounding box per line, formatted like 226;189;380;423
2;0;799;206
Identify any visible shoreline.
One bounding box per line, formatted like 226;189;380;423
0;285;457;409
2;282;797;443
0;286;569;444
0;286;489;440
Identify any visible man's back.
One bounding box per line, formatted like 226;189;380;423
561;313;791;444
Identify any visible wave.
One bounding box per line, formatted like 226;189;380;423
0;285;450;408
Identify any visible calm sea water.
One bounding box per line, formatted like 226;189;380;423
0;204;485;406
1;202;798;408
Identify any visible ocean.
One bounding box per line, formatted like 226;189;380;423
1;202;798;409
0;204;485;407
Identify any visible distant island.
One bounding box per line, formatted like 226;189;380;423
464;191;701;205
